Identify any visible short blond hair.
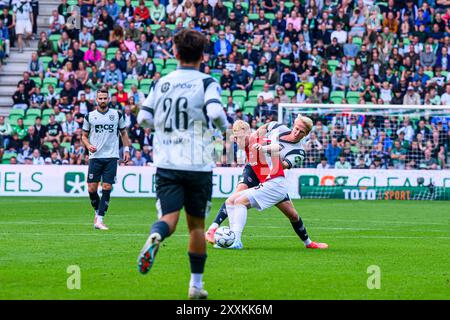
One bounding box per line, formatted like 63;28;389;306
232;120;250;134
295;115;313;134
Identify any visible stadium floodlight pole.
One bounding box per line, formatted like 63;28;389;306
278;103;450;123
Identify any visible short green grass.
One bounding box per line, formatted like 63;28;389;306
0;197;448;300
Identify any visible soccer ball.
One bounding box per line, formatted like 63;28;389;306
214;226;236;248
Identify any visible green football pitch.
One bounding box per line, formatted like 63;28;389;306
0;197;448;300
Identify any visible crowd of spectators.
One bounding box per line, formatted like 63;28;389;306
0;0;449;169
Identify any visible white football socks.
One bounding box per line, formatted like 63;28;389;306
96;215;103;223
189;273;203;289
304;238;312;246
225;204;235;231
233;204;248;243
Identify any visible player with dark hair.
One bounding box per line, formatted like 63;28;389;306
136;29;228;299
81;88;131;230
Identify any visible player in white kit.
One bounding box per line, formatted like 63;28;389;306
82;88;131;230
136;30;229;299
215;117;328;249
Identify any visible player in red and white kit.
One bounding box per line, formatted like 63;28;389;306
208;117;328;249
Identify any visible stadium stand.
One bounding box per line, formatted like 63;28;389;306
0;0;449;169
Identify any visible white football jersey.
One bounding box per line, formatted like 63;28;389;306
266;122;306;168
140;67;227;172
82;108;126;159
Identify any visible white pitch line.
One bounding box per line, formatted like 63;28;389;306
0;232;449;240
0;221;448;233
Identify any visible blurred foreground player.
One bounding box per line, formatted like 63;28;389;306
136;29;228;299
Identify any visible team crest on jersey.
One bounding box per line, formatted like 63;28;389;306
109;114;115;121
161;82;170;93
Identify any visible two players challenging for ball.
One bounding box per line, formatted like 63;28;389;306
206;118;328;250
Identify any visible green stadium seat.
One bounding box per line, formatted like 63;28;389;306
248;13;259;20
23;117;36;127
150;24;161;32
234;96;246;108
167;24;176;31
42;109;55;117
43;77;58;88
132;143;141;151
252;79;265;90
244;107;255;116
161;67;176;76
223;2;233;11
60;142;71;150
165;58;178;68
31;77;42;87
211;73;221;82
265;13;275;21
139;78;153;93
124;78;139;91
328;60;339;72
1;152;17;164
40;56;52;70
424;71;434;78
248;90;259;99
9;109;25;119
284;2;294;9
221;96;228;105
49;34;61;52
232;90;247;98
330;91;345;99
41;116;50;125
244;100;257;109
348;97;360;104
330;96;343;104
286;90;296;98
221;89;231;98
346;91;361;99
281;59;291;67
26;109;42;118
441;71;449;78
352;37;362;46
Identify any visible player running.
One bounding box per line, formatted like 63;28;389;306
207;117;328;250
81;88;131;230
136;29;228;299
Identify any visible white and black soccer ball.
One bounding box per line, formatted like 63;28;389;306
214;226;236;248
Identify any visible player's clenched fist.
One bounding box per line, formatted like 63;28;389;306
88;145;97;153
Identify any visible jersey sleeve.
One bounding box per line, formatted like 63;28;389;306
118;111;126;130
82;114;90;132
203;77;228;132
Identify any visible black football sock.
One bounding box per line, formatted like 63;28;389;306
150;220;170;241
212;202;228;226
98;189;111;217
291;217;311;243
188;252;207;289
89;191;100;212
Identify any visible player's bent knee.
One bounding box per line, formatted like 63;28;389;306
102;183;112;191
87;183;98;193
234;195;250;207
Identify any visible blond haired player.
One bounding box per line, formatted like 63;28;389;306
207;117;328;249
